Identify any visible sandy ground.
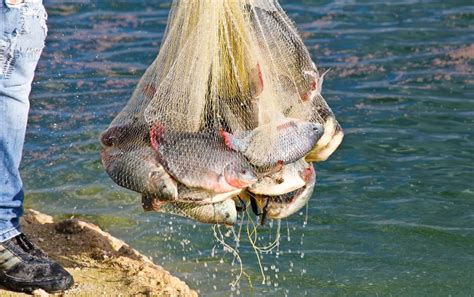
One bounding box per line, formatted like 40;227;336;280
0;209;197;297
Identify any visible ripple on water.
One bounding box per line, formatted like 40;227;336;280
20;0;474;296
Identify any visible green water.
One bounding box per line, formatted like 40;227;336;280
22;0;473;296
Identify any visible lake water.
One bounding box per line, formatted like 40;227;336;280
23;0;473;296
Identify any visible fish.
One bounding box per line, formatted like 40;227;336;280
101;144;178;200
247;4;314;95
150;124;258;193
219;62;264;132
300;69;330;101
260;164;316;220
100;121;149;147
248;158;311;196
144;194;237;226
220;118;324;168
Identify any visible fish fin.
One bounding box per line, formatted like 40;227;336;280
149;122;165;151
220;129;239;151
226;177;249;189
260;198;270;226
143;83;156;99
250;196;262;216
300;90;312;102
319;69;330;94
250;62;264;96
299;165;315;183
259;160;284;177
236;196;247;212
276;120;298;131
301;69;329;101
274;160;284;172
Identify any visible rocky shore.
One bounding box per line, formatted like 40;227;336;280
0;209;197;297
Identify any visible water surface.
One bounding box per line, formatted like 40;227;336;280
23;0;473;296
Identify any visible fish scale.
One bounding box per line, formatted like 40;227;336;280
101;144;178;200
222;118;324;168
150;124;258;193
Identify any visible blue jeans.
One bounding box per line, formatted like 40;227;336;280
0;0;47;242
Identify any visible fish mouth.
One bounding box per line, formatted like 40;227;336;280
252;188;303;225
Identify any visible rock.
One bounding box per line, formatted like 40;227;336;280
0;209;198;297
32;289;49;297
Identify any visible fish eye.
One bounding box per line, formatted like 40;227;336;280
225;212;230;218
241;170;247;174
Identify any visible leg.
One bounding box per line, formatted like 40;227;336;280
0;1;47;242
0;1;73;293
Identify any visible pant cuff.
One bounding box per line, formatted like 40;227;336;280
0;225;22;242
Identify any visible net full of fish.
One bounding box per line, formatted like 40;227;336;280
100;0;343;225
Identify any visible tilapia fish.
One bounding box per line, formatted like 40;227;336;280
101;145;177;200
219;63;264;131
221;118;324;168
262;164;316;220
247;4;314;95
149;196;237;226
248;158;311;196
150;124;258;193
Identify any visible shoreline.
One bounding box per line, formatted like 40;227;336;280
0;209;197;297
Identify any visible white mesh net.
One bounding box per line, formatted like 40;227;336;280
101;0;343;225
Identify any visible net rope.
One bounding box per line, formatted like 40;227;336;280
101;0;342;224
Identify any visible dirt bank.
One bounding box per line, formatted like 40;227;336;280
0;209;197;297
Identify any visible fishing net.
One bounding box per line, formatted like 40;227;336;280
101;0;343;224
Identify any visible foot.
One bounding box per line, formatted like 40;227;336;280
0;234;74;293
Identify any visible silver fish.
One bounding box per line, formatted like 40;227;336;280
247;4;314;95
219;63;264;132
248;158;311;196
150;124;258;193
221;118;324;168
101;145;178;200
264;164;316;220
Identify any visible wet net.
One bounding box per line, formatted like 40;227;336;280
101;0;343;225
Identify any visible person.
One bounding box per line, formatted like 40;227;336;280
0;0;73;293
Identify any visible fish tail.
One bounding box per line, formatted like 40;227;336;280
319;68;331;92
220;129;239;151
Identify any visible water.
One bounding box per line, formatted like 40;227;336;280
22;0;473;296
